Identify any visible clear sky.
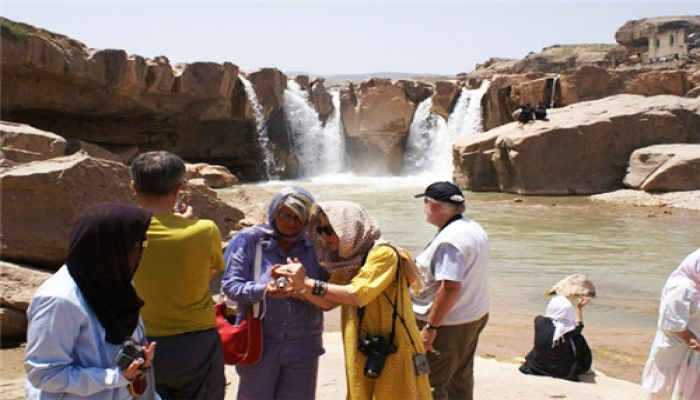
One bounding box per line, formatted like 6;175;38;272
2;1;698;76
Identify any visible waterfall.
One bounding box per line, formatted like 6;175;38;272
403;97;447;174
283;81;345;177
549;75;559;108
240;76;276;179
403;81;490;177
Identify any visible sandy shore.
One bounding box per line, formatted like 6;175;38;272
1;330;642;400
224;332;642;400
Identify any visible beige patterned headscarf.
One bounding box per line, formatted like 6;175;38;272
311;201;381;282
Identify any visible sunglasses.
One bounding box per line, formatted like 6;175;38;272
315;225;335;236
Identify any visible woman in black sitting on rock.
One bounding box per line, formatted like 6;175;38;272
519;294;593;381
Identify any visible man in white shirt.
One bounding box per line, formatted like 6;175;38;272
412;181;490;400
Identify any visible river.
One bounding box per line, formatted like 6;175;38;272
219;173;699;383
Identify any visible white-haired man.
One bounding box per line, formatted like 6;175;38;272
412;181;490;400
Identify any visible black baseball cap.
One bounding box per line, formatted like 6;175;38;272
414;181;465;205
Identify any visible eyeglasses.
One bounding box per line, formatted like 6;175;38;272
278;212;301;223
315;225;334;236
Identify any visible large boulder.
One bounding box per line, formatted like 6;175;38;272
0;120;67;162
516;77;551;108
224;185;275;230
246;68;288;120
185;162;238;188
481;75;532;130
65;140;126;163
453;94;700;195
431;80;461;120
396;80;433;105
340;79;417;174
624;144;700;191
0;261;51;311
180;181;245;240
1;153;135;268
309;78;335;123
626;71;690;97
559;66;621;106
0;260;51;339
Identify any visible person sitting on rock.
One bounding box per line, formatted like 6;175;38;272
519;294;593;381
534;103;548;121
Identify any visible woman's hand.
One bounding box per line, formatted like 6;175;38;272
676;330;700;351
577;297;590;309
121;341;156;381
265;280;293;298
273;258;309;292
688;337;700;351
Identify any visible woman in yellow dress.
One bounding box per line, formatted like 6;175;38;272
275;200;432;400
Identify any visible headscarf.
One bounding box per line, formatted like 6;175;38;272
545;295;578;347
663;248;700;302
66;203;152;345
311;201;381;281
250;186;315;243
667;248;700;286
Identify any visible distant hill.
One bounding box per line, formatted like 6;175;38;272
285;71;453;84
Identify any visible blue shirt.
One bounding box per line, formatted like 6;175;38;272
222;231;327;363
24;266;158;400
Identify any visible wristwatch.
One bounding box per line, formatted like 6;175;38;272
425;322;439;330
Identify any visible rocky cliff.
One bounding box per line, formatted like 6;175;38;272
453;94;700;195
2;16;699;181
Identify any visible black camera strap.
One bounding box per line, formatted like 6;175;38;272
357;248;401;347
380;249;421;355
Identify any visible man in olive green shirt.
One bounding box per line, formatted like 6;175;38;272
131;151;225;400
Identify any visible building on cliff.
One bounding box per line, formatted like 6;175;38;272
615;16;700;64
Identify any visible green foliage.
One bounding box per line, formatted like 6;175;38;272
1;20;28;41
551;67;562;74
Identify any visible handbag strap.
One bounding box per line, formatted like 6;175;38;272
252;239;264;319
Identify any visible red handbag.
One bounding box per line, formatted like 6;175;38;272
216;238;264;365
215;302;263;365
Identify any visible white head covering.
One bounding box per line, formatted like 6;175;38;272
545;295;577;347
668;248;700;285
663;249;700;304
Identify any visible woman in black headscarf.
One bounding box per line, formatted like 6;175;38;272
25;203;158;400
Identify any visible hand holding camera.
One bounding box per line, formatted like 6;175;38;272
271;258;310;296
116;339;156;381
173;194;195;219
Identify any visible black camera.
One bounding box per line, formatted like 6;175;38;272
358;335;397;379
115;339;144;370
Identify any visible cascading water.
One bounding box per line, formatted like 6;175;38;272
240;76;276;179
403;98;447;174
283;81;345;177
403;81;490;177
549;75;559;108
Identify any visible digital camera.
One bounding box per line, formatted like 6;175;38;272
358;335;397;379
115;339;145;370
276;277;289;290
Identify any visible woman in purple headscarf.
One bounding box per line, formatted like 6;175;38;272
222;187;327;400
25;203;157;400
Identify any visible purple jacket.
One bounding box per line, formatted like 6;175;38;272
222;229;327;364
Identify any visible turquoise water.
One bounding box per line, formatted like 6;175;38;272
219;174;699;335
